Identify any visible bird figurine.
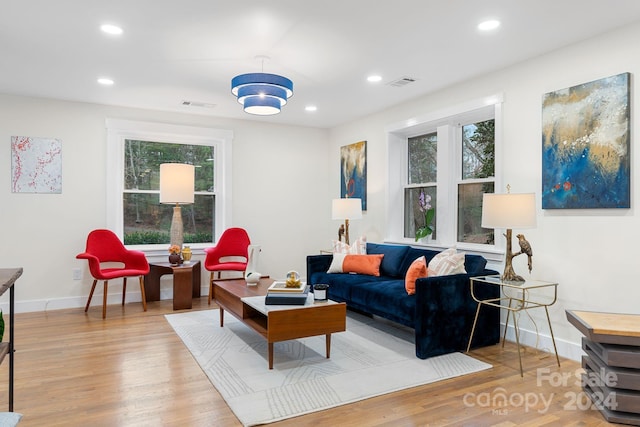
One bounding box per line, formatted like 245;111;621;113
516;234;533;273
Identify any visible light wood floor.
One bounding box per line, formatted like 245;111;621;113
0;297;615;426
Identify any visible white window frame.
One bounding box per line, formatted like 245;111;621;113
105;118;233;254
385;94;504;260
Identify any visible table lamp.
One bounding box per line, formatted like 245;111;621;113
160;163;195;247
481;189;536;282
332;198;362;245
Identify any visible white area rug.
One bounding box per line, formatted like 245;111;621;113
166;309;491;426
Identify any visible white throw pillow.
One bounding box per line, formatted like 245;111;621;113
331;235;366;254
428;248;466;276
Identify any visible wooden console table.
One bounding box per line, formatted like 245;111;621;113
0;268;22;411
566;310;640;426
144;261;201;310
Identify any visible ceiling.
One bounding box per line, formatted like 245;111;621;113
3;1;640;129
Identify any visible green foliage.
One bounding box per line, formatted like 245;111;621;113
124;231;213;245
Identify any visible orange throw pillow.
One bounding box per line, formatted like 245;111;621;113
405;256;428;295
327;253;384;276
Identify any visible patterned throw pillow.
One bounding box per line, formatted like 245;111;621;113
405;256;428;295
331;235;366;254
428;248;466;276
327;253;384;276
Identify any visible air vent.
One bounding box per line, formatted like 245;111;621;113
182;100;216;108
387;76;417;88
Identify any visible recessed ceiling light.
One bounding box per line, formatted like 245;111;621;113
478;20;500;31
305;105;317;112
97;77;114;86
100;24;123;35
367;75;383;83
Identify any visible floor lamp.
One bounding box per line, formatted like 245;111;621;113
160;163;195;248
332;198;362;245
481;190;536;282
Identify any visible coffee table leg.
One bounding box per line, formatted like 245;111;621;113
268;342;274;370
326;334;331;358
219;308;224;327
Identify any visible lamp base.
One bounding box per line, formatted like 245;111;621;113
170;205;184;247
502;228;525;282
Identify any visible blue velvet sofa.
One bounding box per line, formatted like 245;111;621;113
306;242;501;359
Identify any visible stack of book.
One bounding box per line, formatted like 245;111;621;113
265;281;309;305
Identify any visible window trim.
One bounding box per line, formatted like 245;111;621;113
105;118;233;252
385;94;504;260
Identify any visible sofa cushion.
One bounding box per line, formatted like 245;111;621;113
309;272;394;302
327;253;384;276
428;248;466;276
349;279;416;325
405;256;428;295
463;254;488;275
366;243;410;278
398;247;441;276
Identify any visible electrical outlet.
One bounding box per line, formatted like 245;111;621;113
72;268;82;280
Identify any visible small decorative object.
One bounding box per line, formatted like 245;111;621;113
414;189;435;241
313;284;329;301
168;244;182;265
245;245;262;286
181;246;192;264
285;270;302;288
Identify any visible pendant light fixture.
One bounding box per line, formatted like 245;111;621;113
231;56;293;115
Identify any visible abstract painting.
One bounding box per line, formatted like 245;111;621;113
340;141;367;210
11;136;62;193
541;73;630;209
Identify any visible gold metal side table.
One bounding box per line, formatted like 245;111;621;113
467;275;560;376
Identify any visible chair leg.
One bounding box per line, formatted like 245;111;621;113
85;279;98;312
122;277;128;306
208;272;214;305
102;281;109;319
139;276;147;312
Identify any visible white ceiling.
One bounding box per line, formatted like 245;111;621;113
3;1;640;129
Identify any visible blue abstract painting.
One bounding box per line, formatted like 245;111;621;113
340;141;367;211
542;73;630;209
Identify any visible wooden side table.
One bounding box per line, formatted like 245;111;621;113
0;268;22;411
467;275;560;376
566;310;640;425
145;261;201;310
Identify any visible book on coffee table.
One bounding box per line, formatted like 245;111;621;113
265;285;310;305
267;281;308;293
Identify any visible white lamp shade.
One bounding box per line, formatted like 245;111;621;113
332;198;363;220
159;163;195;204
481;193;536;229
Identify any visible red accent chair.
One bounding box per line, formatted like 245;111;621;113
76;229;149;319
204;227;251;304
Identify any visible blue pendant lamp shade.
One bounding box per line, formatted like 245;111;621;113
231;72;294;115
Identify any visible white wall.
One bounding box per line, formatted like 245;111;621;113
0;95;331;312
329;21;640;360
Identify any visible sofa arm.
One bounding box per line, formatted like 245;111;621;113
306;254;333;282
413;270;500;359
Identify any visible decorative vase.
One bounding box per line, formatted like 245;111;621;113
169;253;181;265
181;246;192;264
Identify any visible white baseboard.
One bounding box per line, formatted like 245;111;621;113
502;322;583;362
0;286;210;314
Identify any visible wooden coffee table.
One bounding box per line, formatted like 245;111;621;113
212;278;346;369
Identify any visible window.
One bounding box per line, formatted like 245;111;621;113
106;119;233;250
123;140;215;245
386;94;502;252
